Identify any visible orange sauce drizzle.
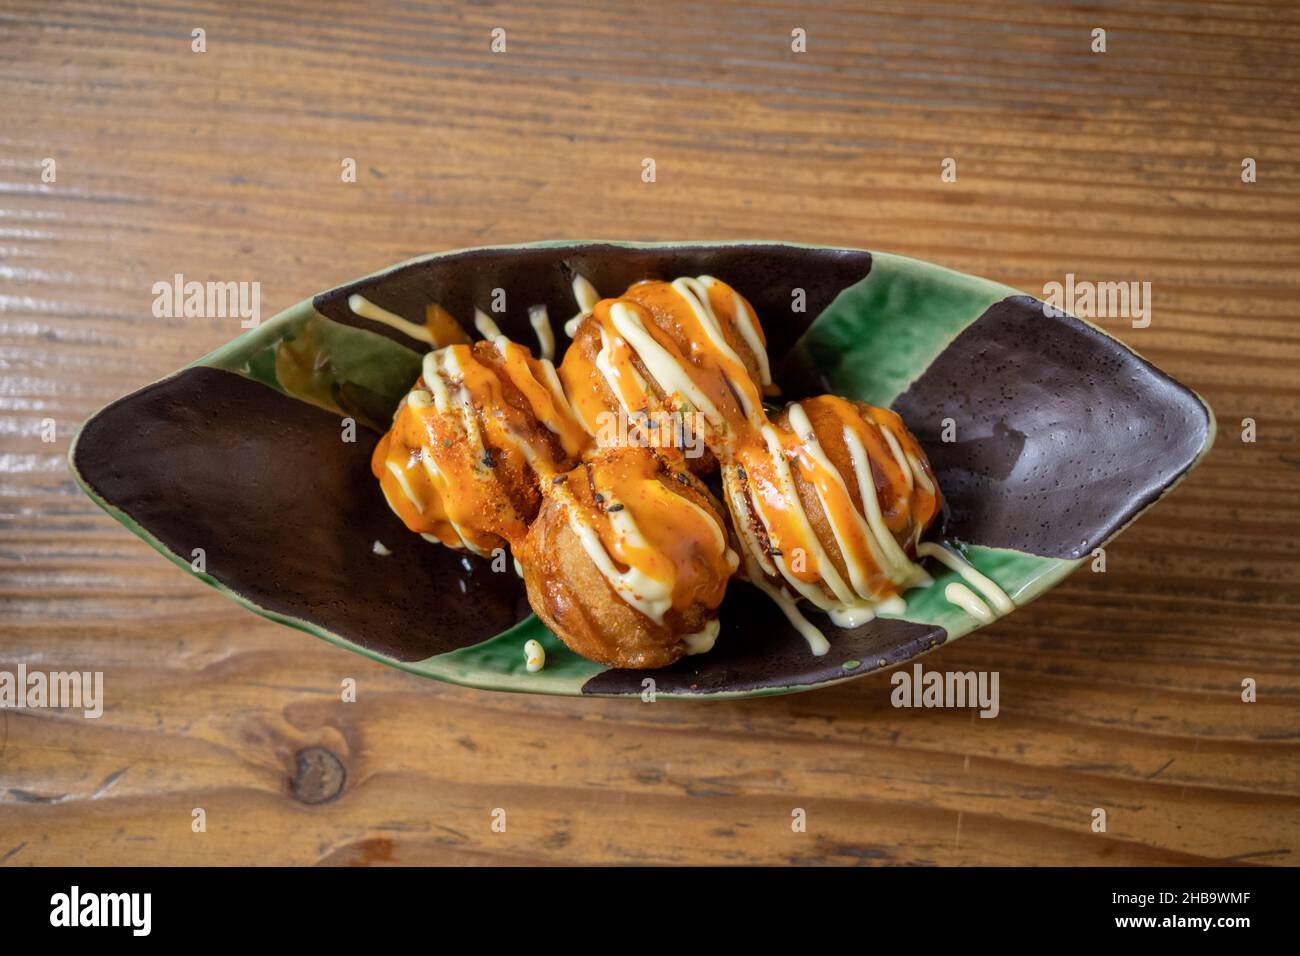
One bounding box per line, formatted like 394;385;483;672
425;303;471;346
559;277;766;450
723;396;940;617
372;341;589;554
554;450;736;622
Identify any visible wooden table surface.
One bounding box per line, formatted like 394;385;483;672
1;0;1297;867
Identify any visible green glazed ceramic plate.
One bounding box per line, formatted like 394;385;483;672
69;242;1214;698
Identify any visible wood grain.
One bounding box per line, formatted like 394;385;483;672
1;0;1297;865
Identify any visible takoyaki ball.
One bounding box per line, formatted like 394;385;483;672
520;446;740;669
723;394;941;618
768;395;941;560
372;339;589;555
558;276;774;473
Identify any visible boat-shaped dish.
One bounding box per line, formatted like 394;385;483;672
69;242;1214;698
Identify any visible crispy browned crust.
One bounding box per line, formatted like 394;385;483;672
520;450;730;669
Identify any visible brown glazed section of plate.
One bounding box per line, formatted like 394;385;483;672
72;366;526;661
581;582;940;695
313;242;874;361
893;296;1213;559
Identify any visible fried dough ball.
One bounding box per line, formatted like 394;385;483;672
558;277;773;474
372;339;589;555
519;446;740;669
722;394;942;624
